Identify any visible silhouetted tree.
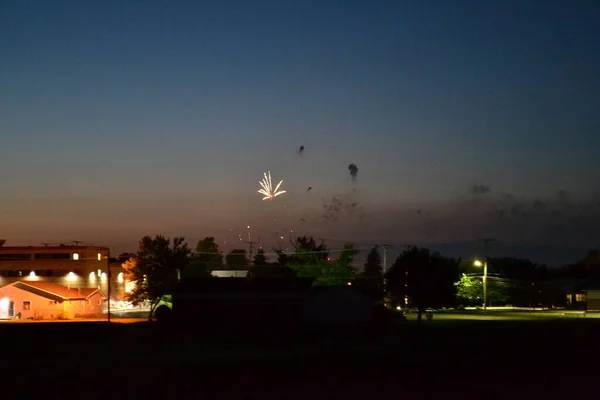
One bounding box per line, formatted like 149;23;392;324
253;248;269;266
565;249;600;279
226;249;248;270
288;237;356;286
288;236;329;265
387;247;459;323
361;245;383;300
122;235;191;321
186;237;223;277
320;243;357;286
274;250;290;267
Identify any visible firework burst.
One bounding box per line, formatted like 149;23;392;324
258;171;286;201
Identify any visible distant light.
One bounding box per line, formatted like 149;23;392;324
474;260;483;267
346;281;352;286
97;253;102;261
247;225;250;229
396;306;401;311
73;253;79;260
29;271;36;278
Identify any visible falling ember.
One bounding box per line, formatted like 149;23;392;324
258;171;287;201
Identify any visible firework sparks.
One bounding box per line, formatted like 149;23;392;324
258;171;286;201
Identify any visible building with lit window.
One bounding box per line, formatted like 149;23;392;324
0;240;125;302
0;281;106;319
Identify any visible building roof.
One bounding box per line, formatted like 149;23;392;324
0;245;109;252
2;281;106;302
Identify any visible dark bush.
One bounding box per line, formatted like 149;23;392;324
155;305;172;323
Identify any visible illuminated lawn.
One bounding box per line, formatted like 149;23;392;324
404;309;595;322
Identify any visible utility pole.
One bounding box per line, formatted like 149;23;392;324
478;238;495;314
382;244;388;288
244;228;257;265
381;244;392;307
244;240;257;262
107;248;111;323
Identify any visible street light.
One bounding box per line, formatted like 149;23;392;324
474;259;488;314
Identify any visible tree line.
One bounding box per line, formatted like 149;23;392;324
119;235;600;320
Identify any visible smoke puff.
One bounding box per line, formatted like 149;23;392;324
470;183;491;195
348;164;358;180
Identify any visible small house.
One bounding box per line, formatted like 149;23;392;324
0;281;106;319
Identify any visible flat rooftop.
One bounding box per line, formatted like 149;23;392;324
0;245;109;251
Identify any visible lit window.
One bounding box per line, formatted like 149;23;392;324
98;269;101;276
576;293;587;302
73;253;79;260
23;301;31;311
98;253;102;261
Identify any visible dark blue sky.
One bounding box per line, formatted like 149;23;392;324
1;1;599;258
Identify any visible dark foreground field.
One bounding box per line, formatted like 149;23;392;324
2;318;599;399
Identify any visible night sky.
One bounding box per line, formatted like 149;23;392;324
1;1;599;261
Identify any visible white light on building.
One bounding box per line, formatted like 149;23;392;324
73;253;79;260
67;272;77;281
0;297;9;316
117;272;124;283
125;281;135;293
89;271;96;282
101;272;107;281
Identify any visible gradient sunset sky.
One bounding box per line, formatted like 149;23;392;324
1;1;599;258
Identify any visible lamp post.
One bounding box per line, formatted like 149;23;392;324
107;249;111;323
474;259;488;314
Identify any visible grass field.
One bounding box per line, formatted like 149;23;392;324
2;314;599;399
405;308;595;321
